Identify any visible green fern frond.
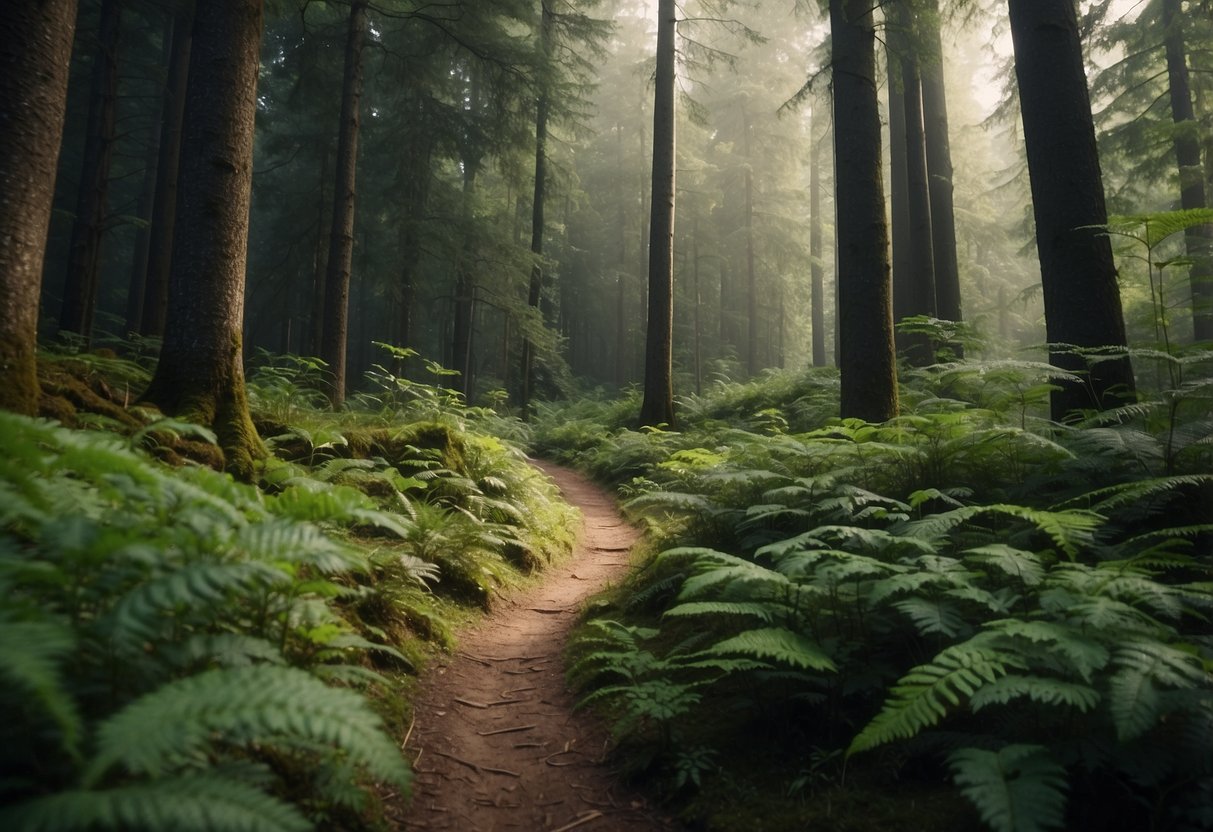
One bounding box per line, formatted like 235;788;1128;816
1;773;310;832
893;598;970;638
1109;641;1210;741
1056;475;1213;514
964;545;1047;587
948;745;1068;832
105;562;287;650
697;628;836;672
983;619;1110;682
0;618;81;757
904;504;1101;558
85;666;409;789
849;638;1019;755
969;675;1101;713
663;601;778;623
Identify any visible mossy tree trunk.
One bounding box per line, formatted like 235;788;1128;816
1008;0;1136;420
0;0;77;416
141;0;265;478
831;0;898;422
639;0;677;428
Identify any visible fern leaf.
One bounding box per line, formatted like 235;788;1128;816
0;773;310;832
964;545;1046;587
970;675;1101;713
0;619;81;757
85;666;410;789
948;745;1068;832
663;601;778;623
849;639;1018;755
984;619;1110;682
697;627;836;672
894;598;970;638
1109;641;1210;741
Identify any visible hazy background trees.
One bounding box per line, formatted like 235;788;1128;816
8;0;1211;426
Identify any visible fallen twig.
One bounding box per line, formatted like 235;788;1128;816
476;723;536;737
453;697;490;709
550;810;604;832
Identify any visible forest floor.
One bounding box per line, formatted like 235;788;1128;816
391;460;679;832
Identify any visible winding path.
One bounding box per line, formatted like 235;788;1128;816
397;460;677;832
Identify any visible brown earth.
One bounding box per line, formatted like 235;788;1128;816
395;460;679;832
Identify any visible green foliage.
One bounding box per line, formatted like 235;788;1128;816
0;411;410;830
543;362;1213;831
948;745;1068;832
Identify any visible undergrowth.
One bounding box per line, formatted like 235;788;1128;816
541;352;1213;832
2;342;577;831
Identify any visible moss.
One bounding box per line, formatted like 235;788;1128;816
0;331;41;416
38;364;141;429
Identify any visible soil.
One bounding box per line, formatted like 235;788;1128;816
395;460;679;832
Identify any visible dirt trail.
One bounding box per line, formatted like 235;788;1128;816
397;460;677;832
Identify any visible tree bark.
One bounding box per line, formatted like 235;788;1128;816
901;27;937;365
921;0;963;336
1162;0;1213;342
141;0;265;478
1008;0;1135;419
140;5;191;337
0;0;77;415
831;0;898;422
809;122;827;367
59;0;122;341
742;102;759;376
125;10;174;335
320;0;368;407
639;0;677;428
886;24;912;355
521;2;552;416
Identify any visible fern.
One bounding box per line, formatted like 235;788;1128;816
849;638;1021;755
696;628;836;672
0;618;81;758
2;774;311;832
1108;641;1210;741
948;745;1069;832
84;665;409;787
969;675;1101;713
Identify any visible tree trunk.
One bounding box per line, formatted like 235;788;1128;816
59;0;121;341
639;0;676;428
614;123;629;388
0;0;77;415
886;28;912;355
452;171;478;398
125;10;174;336
921;0;963;337
742;103;759;376
1009;0;1135;420
320;0;367;407
693;215;702;395
1162;0;1213;342
888;0;936;366
521;3;552;416
831;0;898;422
140;5;191;337
141;0;266;479
810;122;827;367
900;22;937;365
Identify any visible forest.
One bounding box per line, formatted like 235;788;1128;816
1;0;1211;830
